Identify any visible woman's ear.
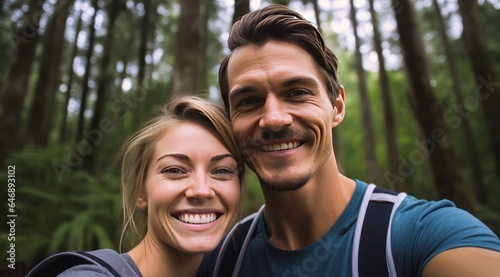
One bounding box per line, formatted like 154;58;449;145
332;85;346;127
137;196;148;209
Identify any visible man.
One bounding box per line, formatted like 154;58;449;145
198;4;500;277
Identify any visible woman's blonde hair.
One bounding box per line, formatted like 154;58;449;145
118;95;244;251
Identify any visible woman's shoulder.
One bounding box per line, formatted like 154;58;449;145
57;264;115;277
27;249;142;277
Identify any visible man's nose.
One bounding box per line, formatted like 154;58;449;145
258;96;293;132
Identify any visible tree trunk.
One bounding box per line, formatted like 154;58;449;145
433;0;487;203
113;9;135;127
133;0;151;126
200;0;210;91
25;0;75;147
309;0;322;34
368;0;403;191
0;0;4;17
457;0;500;184
59;9;84;144
0;1;6;65
390;0;473;211
0;0;47;165
84;0;123;171
171;0;201;95
232;0;249;24
112;11;132;126
349;0;382;185
76;0;98;144
271;0;291;6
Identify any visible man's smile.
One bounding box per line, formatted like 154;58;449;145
262;141;303;152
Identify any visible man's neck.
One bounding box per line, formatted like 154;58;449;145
261;172;356;250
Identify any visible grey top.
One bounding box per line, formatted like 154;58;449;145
57;253;142;277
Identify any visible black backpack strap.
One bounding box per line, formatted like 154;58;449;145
79;249;139;276
26;249;139;277
213;204;264;277
352;184;407;277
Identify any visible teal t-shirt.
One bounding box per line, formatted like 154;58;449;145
216;180;500;277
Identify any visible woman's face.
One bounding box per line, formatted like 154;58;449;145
139;121;240;254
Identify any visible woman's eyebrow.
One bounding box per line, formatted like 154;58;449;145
156;153;189;164
211;154;235;162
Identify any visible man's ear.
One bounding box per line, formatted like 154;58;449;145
137;195;148;209
332;85;346;127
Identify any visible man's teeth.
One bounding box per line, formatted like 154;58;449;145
178;213;217;224
263;142;300;152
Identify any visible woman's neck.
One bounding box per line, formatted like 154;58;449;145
128;235;203;277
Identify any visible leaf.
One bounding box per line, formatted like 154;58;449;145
49;222;71;253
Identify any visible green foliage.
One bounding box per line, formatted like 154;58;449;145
0;25;12;86
242;168;265;216
0;146;121;273
474;203;500;237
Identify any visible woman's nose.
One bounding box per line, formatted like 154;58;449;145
185;176;215;202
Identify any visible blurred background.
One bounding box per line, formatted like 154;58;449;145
1;0;499;275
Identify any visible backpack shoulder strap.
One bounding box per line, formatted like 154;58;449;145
213;204;265;277
26;249;139;277
352;184;407;277
78;249;140;277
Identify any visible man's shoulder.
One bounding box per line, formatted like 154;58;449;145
391;195;500;275
395;195;461;223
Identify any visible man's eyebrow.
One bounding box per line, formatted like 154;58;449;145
281;76;320;88
229;76;319;102
229;86;256;101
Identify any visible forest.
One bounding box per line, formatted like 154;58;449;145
0;0;500;275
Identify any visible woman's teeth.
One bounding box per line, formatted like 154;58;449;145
178;213;217;224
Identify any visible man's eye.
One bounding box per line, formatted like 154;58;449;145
287;89;307;97
238;97;260;107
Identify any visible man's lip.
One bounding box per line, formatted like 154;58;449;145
261;141;303;152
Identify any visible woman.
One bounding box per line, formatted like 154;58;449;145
28;95;244;276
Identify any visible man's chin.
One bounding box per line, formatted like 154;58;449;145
258;175;310;192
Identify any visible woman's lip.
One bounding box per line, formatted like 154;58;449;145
172;208;223;216
171;209;224;223
176;213;219;224
175;216;221;231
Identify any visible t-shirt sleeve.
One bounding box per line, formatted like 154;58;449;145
57;264;115;277
391;196;500;276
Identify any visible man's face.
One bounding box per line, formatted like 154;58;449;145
226;40;345;191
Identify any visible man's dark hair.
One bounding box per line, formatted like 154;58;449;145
218;4;341;111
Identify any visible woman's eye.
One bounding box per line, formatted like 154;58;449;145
213;168;235;175
161;167;185;174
